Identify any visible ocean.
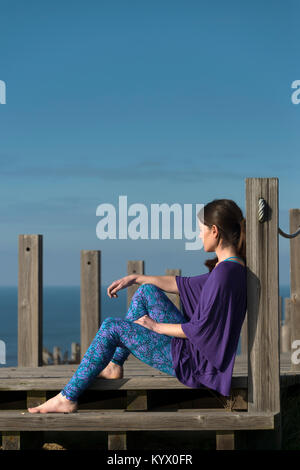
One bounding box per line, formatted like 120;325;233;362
0;284;291;368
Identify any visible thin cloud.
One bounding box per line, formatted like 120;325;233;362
0;163;246;182
1;155;292;183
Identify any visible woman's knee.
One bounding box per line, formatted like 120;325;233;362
129;284;163;310
101;316;118;330
99;317;124;341
134;283;161;297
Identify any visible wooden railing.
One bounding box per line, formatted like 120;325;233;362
10;177;300;450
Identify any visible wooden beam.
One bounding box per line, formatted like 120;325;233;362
108;389;148;449
290;209;300;372
1;431;20;450
281;298;291;353
80;250;101;360
127;260;144;309
279;296;282;352
246;178;280;414
26;391;46;449
0;376;250;390
18;234;43;367
246;177;281;450
216;431;235;450
107;432;127;450
0;410;275;431
2;392;47;450
126;390;148;411
27;391;47;408
165;269;181;309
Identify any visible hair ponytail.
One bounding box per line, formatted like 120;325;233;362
237;217;246;263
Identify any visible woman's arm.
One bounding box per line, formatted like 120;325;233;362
155;322;187;338
135;275;179;294
134;315;187;338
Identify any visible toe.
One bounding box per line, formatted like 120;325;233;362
28;407;38;413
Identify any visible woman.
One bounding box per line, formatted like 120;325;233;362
28;198;247;413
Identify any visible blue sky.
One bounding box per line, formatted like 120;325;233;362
0;0;299;286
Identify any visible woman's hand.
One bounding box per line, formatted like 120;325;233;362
107;274;137;298
133;315;158;332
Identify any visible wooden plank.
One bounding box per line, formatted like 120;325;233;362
26;391;46;449
70;342;80;364
1;431;20;450
246;178;281;450
165;269;181;310
80;250;101;361
126;390;148;410
18;234;43;367
0;376;251;390
0;352;292;377
53;346;62;365
108;389;148;450
112;390;148;449
279;295;282;352
108;432;127;450
107;374;149;450
230;389;248;411
290;209;300;372
0;410;275;431
127;260;144;310
281;298;291;353
246;178;281;414
26;390;47;408
0;373;298;391
216;431;235;450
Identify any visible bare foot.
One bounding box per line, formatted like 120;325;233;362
98;361;123;379
27;392;78;414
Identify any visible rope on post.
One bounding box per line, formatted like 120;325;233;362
258;197;267;223
258;197;300;238
278;226;300;239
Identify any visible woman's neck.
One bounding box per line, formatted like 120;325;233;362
214;248;244;267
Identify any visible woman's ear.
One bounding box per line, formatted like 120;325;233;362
211;224;219;238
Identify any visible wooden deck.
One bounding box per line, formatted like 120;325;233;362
0;352;298;449
2;178;298;450
0;352;299;391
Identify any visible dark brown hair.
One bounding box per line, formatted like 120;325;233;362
197;199;246;273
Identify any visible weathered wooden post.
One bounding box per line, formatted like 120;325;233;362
165;268;181;310
71;342;80;363
246;177;281;449
42;347;52;365
53;346;62;365
278;296;282;352
80;250;101;360
18;234;43;367
281;298;291;353
3;235;45;450
127;260;144;309
289;209;300;372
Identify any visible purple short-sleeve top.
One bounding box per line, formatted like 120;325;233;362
171;261;247;397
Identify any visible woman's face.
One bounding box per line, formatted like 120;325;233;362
198;220;218;252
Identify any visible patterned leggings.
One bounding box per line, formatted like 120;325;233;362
60;283;187;402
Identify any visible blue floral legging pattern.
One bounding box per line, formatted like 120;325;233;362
60;283;187;402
